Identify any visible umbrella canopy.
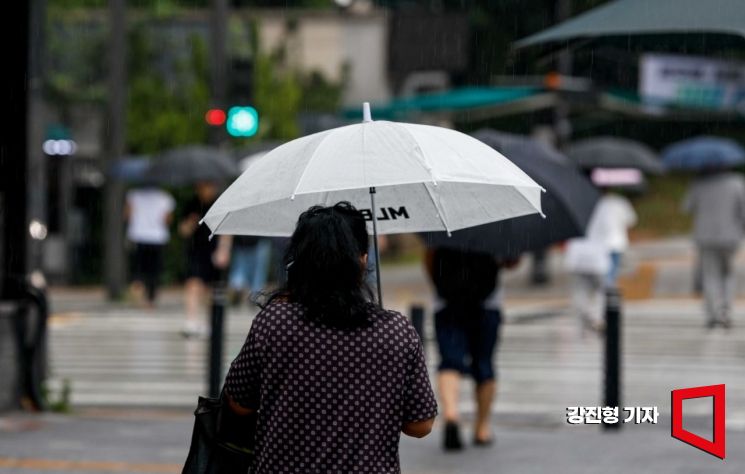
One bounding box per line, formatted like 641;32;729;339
421;129;600;258
661;136;745;171
515;0;745;48
202;119;544;238
567;137;664;175
108;156;151;183
148;146;239;186
203;104;544;305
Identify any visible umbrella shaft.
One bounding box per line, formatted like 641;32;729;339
369;187;383;306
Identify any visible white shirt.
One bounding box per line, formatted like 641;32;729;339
586;194;637;253
126;188;176;245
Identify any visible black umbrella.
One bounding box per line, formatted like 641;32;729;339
567;137;664;175
421;129;601;258
148;145;239;186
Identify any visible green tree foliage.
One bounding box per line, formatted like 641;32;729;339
126;27;209;153
252;51;302;140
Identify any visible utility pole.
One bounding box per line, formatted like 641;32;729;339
103;0;127;299
553;0;572;150
28;0;47;277
209;0;228;147
208;0;229;398
1;0;31;297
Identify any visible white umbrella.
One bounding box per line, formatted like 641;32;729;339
202;103;545;303
239;151;269;172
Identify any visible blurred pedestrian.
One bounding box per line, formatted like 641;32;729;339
178;181;231;337
365;234;389;293
425;247;512;451
223;202;437;473
124;185;175;309
586;190;638;287
530;247;550;285
682;170;745;329
228;236;271;306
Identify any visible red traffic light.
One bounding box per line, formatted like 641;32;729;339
205;109;226;126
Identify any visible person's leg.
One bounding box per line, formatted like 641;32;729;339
129;244;147;306
700;246;720;327
606;252;622;288
469;307;501;444
184;277;206;336
530;247;549;285
250;239;272;295
573;274;601;335
475;381;495;442
228;247;251;306
589;274;606;332
438;370;462;424
720;247;737;326
434;304;468;450
143;244;162;306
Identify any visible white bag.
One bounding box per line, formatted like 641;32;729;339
564;238;611;276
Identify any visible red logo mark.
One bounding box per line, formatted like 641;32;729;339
671;384;726;459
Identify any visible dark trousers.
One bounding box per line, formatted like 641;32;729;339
434;303;502;384
131;243;165;303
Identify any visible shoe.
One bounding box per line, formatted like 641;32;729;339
181;321;208;339
473;436;494;447
706;319;717;330
721;318;733;329
443;421;464;452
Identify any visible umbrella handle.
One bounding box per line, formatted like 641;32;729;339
369;186;383;306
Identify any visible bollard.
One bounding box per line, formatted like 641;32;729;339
410;305;425;343
603;287;622;431
208;281;227;399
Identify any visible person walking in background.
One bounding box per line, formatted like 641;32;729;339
228;236;271;307
425;247;511;451
365;234;389;293
124;184;175;309
178;181;231;337
223;202;436;473
586;189;638;288
683;169;745;329
564;186;636;335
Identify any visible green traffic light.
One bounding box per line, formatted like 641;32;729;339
226;106;259;137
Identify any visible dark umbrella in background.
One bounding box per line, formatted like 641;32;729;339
421;129;601;259
661;136;745;171
232;140;284;172
108;155;152;184
567;137;664;175
148;145;239;186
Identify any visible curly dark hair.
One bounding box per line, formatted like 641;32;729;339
269;202;373;328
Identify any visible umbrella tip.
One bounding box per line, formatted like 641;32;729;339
362;102;372;123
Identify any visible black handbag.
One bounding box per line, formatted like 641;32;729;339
182;391;257;474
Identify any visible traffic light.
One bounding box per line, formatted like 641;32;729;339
226;106;259;137
205;109;226;126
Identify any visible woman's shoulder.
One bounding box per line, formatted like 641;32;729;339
366;304;418;338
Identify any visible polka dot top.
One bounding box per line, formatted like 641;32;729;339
225;300;438;474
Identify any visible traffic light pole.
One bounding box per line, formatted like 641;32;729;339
104;0;127;300
207;0;229;398
209;0;228;146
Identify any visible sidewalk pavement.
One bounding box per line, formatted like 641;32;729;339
3;236;745;473
1;409;742;473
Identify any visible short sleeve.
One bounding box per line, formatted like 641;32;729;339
402;329;438;423
224;316;265;409
163;193;176;213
